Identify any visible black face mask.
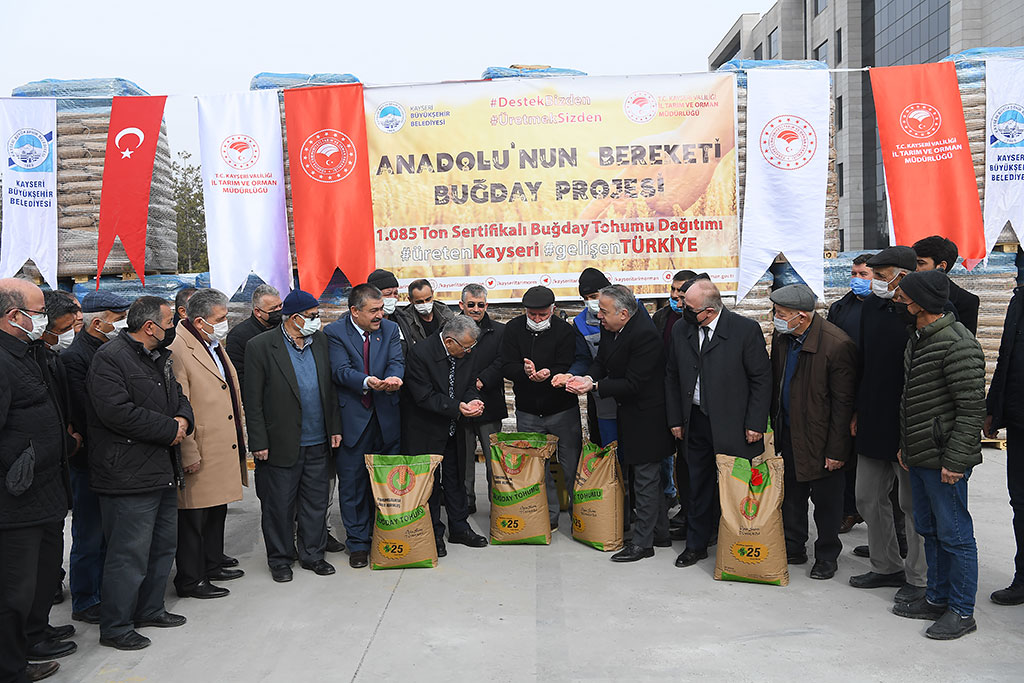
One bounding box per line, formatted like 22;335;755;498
892;301;916;324
265;310;283;327
156;324;176;350
682;307;702;326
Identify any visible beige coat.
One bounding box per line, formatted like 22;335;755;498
170;322;248;509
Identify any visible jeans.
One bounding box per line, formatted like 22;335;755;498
660;455;676;498
908;466;979;617
69;467;105;613
596;418;618;448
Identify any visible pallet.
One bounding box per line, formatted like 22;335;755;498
982;438;1007;450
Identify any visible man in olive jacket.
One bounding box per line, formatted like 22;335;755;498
893;271;984;641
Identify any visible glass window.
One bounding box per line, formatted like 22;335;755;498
814;40;829;65
835;28;842;63
768;28;780;59
836;95;843;130
838;163;844;197
754;43;763;60
815;0;828;15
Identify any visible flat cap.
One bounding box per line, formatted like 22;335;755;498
769;283;817;312
80;290;131;313
366;268;399;290
281;289;319;317
866;245;917;271
522;285;555;309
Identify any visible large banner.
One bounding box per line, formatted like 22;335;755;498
0;98;57;288
983;58;1024;253
364;74;738;301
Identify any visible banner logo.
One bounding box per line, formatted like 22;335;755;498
7;128;52;171
623;91;657;124
900;103;942;139
386;465;416;496
991;103;1024;146
759;115;817;170
374;102;406;134
501;453;524;475
299;128;357;183
220;134;260;170
114;127;145;159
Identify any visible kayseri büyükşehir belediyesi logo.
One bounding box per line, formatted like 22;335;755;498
900;102;942;139
220;134;261;170
7;128;53;172
374;102;406;134
300;129;357;183
623;91;658;124
759;115;818;170
991;103;1024;146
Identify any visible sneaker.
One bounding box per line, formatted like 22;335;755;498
991;581;1024;606
925;610;977;640
892;597;946;620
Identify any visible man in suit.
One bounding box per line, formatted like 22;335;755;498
402;316;489;556
324;283;404;569
912;235;980;336
243;289;342;583
665;279;772;568
225;284;282;395
567;285;673;562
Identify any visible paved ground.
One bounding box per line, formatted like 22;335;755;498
47;447;1024;682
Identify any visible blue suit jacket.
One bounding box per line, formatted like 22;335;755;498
325;315;404;448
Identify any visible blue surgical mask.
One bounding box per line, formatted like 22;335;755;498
850;277;871;297
669;297;682;312
773;314;798;335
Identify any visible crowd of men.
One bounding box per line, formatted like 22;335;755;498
2;233;1023;680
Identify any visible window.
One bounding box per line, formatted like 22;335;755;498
836;95;843;130
835;28;842;63
815;0;828;15
814;40;828;65
754;43;763;61
768;28;780;59
838;163;844;197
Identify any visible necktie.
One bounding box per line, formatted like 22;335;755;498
699;327;710;416
362;332;372;409
448;356;457;437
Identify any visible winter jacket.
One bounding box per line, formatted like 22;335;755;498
986;286;1024;430
501;315;577;417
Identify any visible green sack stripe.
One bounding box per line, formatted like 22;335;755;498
491;484;542;506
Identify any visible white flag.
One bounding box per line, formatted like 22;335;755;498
737;69;830;301
983;58;1024;251
197;91;291;297
0;98;57;288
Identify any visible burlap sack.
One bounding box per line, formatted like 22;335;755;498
571;441;624;551
713;435;789;586
489;432;555;545
365;454;442;569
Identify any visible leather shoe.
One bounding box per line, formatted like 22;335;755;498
448;530;488;548
25;661;60;681
669;510;687;529
669;526;687;541
301;559;336;576
349;551;369;569
71;604;101;625
27;639;76;660
809;560;838;580
43;624;75;641
892;596;946;620
925;610;977;640
894;583;927;604
326;533;346;553
611;543;655;562
852;544;870;558
991;581;1024;606
849;570;905;589
787;553;808;565
99;630;151;650
134;611;186;629
436;542;448;558
838;514;863;534
176;580;229;599
654;536;673;548
675;547;708;568
207;567;244;582
270;566;293;583
220;555;239;568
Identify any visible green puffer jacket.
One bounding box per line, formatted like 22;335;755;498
899;313;985;472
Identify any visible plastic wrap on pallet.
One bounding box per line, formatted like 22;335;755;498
481;66;587;79
716;59;828;88
249;72;360;91
942;47;1024;88
71;275;199;302
12;77;150;113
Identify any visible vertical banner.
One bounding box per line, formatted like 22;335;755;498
871;62;984;262
983;58;1024;253
198;91;292;297
97;95;167;283
0;98;57;287
738;69;830;301
283;84;375;297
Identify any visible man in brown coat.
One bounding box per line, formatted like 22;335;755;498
169;289;247;599
769;284;858;580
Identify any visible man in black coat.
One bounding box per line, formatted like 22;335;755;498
87;296;194;652
567;285;672;562
225;283;282;394
913;235;980;335
402;316;489;555
665;279;771;569
456;284;506;513
986;283;1024;606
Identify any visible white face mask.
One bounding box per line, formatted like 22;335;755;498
773;314;798;335
297;314;321;337
413;302;433;316
13;310;48;342
586;300;600;315
103;318;128;341
52;328;75;352
202;319;229;343
871;275;897;299
526;317;551;333
382;297;397;315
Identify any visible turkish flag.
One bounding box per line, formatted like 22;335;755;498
871;63;985;263
284;84;375;297
97;95;167;284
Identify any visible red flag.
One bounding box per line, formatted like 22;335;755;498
97;95;167;284
870;63;984;263
284;84;375;297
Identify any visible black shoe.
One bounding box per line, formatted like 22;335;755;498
467;500;477;515
849;570;905;589
25;661;60;681
72;603;101;625
349;551;369;568
176;580;229;599
220;555;239;568
894;583;928;604
852;545;870;558
42;624;75;641
270;566;293;583
925;610;977;640
300;559;336;576
135;611;186;629
664;494;679;511
99;630;151;651
892;597;946;620
51;582;65;606
611;543;655;562
809;560;838;580
27;639;76;661
669;526;687;541
675;547;708;568
449;530;488;548
787;553;809;565
669;510;687;530
326;533;346;553
991;581;1024;606
436;542;448;558
654;536;673;548
207;567;245;582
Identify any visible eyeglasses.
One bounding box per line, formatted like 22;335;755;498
256;306;283;314
18;308;46;316
463;302;486;309
446;337;478;352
